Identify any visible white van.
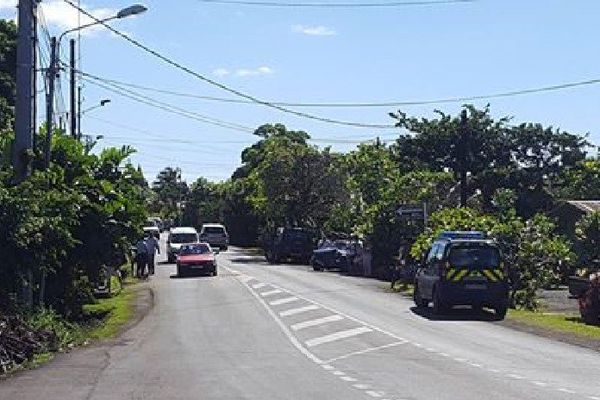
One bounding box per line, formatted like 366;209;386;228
167;227;199;263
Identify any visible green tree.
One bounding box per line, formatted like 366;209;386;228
151;167;189;222
0;20;17;131
182;177;222;227
575;211;600;270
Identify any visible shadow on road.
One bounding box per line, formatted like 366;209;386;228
410;306;498;322
229;256;267;264
169;274;214;279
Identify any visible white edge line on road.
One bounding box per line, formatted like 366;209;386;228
322;341;407;364
341;376;357;382
291;315;344;331
229;268;323;365
305;327;373;348
279;304;320;317
269;296;300;306
366;390;384;398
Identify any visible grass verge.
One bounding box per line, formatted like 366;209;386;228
82;284;137;341
389;282;414;297
507;309;600;340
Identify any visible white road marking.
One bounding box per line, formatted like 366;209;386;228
412;343;423;348
439;352;450;357
366;391;384;398
353;384;371;390
323;341;407;364
332;371;345;376
305;326;373;348
469;363;482;368
260;289;282;297
341;376;357;382
291;315;344;331
507;374;524;380
588;396;600;400
425;347;436;352
269;296;300;306
532;381;547;387
252;282;267;289
557;388;577;394
321;364;334;370
279;304;320;317
233;275;322;364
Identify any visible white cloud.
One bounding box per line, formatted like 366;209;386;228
40;1;117;36
214;66;273;78
0;0;16;12
212;68;230;77
291;24;337;36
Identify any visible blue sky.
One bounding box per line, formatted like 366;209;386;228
2;0;600;184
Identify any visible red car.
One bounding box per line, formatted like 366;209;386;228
176;243;218;277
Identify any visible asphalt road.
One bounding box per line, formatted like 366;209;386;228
2;242;600;400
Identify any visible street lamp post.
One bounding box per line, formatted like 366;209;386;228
44;4;147;162
81;99;111;115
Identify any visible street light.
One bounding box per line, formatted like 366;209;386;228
58;4;148;43
81;99;111;115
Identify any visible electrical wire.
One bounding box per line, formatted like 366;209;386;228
88;113;384;147
78;74;256;133
197;0;476;7
61;0;396;129
78;70;600;109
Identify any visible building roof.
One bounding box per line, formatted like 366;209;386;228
564;200;600;213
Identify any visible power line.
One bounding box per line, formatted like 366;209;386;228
88;113;384;146
79;70;600;108
197;0;476;7
61;0;396;130
78;74;256;133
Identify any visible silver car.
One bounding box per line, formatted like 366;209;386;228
199;223;229;250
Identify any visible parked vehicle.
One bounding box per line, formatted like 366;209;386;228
568;273;600;325
167;227;200;263
177;242;218;277
147;217;164;232
414;231;509;319
143;226;160;239
264;227;315;264
311;239;357;272
200;223;229;250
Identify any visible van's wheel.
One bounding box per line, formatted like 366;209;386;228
413;284;428;308
494;304;508;320
432;288;448;315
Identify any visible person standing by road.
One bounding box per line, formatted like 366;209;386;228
146;233;160;275
135;236;148;279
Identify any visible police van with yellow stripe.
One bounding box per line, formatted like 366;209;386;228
413;231;509;319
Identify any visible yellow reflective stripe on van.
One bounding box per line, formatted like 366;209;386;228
482;269;498;282
446;268;457;280
446;267;504;282
452;269;469;282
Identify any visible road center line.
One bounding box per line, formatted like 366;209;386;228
269;296;300;306
305;327;373;348
291;315;344;331
279;304;320;317
260;289;282;297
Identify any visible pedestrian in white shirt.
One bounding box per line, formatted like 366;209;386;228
145;233;160;275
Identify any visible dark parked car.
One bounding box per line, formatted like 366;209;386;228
569;274;600;325
264;227;315;264
311;239;357;272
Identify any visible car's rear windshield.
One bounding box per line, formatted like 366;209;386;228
203;227;225;234
448;245;500;268
179;244;211;255
285;230;311;240
170;233;198;244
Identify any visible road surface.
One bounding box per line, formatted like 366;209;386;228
2;243;599;400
